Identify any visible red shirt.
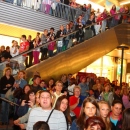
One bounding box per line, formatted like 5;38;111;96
69;96;81;118
19;41;29;56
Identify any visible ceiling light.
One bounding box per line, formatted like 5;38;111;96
120;0;130;5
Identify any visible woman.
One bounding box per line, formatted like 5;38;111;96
101;9;108;32
33;36;42;64
0;67;15;125
122;87;130;108
13;70;27;89
14;90;42;129
98;101;111;130
55;95;72;129
84;116;106;130
47;78;55;91
110;5;118;27
21;84;31;101
122;108;130;130
100;83;113;106
71;97;100;130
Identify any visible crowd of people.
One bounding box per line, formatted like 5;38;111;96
0;67;130;130
0;3;130;76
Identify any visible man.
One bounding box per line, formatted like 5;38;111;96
19;35;29;70
31;75;42;93
69;86;84;117
110;100;123;130
47;27;55;39
27;35;34;67
27;90;67;130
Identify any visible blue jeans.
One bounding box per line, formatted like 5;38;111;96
64;40;69;50
5;0;14;4
57;47;62;53
0;94;9;123
17;0;22;6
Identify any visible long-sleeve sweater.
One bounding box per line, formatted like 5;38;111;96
27;107;67;130
0;75;15;94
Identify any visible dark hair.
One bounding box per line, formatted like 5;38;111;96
6;46;10;50
55;95;71;124
85;116;106;130
33;121;50;130
50;27;54;31
69;78;76;85
21;35;26;40
122;108;130;130
37;32;40;36
28;35;32;38
112;100;123;107
33;75;41;81
23;84;31;94
114;86;121;91
28;90;36;96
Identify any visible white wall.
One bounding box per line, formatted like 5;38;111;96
0;35;20;47
76;0;104;12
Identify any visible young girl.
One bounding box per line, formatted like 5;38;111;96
55;95;72;130
84;116;106;130
13;71;27;89
71;97;100;130
33;36;42;64
100;83;113;106
98;101;111;130
48;36;55;57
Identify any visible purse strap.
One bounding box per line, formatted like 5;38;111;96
46;109;54;123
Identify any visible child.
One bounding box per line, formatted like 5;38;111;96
48;36;55;57
33;121;50;130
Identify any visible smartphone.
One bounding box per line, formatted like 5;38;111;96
25;101;29;104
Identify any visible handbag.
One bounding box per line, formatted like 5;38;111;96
57;41;63;47
5;88;15;102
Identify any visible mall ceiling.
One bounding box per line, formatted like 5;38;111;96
106;47;130;61
90;0;130;7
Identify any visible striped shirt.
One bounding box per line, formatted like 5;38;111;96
26;107;67;130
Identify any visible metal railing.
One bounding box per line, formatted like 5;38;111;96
2;0;86;21
0;13;130;75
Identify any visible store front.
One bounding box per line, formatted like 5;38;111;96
80;55;127;82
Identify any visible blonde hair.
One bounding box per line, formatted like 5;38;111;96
98;101;111;130
73;86;81;92
35;90;42;107
18;70;26;79
3;67;12;76
55;80;63;86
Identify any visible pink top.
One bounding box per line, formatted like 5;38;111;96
122;95;130;108
48;41;55;50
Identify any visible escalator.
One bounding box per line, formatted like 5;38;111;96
25;23;130;80
0;0;82;32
